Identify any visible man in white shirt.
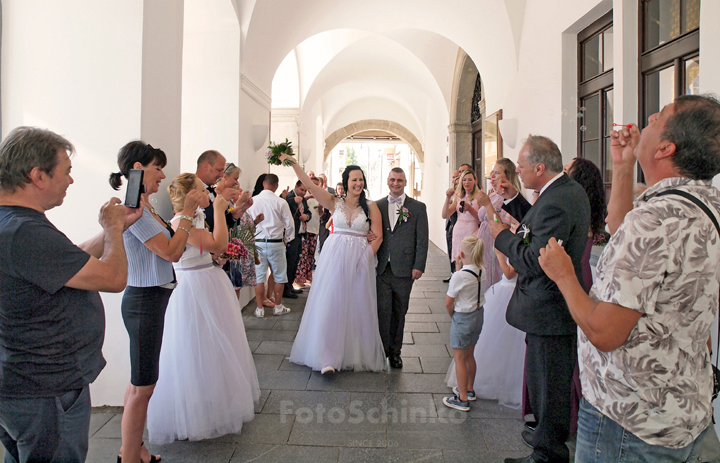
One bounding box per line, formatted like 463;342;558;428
247;173;294;317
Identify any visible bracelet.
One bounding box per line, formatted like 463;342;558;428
177;215;194;222
177;226;191;235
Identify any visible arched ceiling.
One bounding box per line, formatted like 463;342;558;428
240;0;519;113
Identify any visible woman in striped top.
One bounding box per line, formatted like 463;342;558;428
109;141;202;463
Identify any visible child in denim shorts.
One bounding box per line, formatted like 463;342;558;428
443;235;485;412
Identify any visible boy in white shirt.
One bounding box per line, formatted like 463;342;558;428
443;235;486;411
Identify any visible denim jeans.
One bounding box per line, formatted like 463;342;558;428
576;396;712;463
0;385;91;463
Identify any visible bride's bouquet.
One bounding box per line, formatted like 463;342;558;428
266;138;295;166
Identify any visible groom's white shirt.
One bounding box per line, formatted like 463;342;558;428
388;193;406;232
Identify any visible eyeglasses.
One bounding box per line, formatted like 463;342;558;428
224;162;237;174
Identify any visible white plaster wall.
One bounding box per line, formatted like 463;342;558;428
271;50;300;109
1;0;145;406
180;0;240;172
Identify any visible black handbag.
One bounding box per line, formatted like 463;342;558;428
656;189;720;400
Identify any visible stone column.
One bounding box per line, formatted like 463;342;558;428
448;121;473;172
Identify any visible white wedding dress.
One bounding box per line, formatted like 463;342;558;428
289;198;386;372
445;265;525;408
147;216;260;444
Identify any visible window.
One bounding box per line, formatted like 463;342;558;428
578;10;613;199
638;0;700;182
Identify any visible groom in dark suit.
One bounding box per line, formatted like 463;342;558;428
376;168;429;369
489;135;590;463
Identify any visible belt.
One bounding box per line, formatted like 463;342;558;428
257;238;283;243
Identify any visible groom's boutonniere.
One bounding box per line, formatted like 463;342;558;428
520;224;531;245
397;206;412;226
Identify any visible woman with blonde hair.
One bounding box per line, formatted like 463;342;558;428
146;173;259;444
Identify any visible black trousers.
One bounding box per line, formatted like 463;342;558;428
285;234;303;287
446;229;455;273
376;265;414;357
525;333;576;463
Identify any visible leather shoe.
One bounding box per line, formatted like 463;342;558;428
520;429;534;448
442;277;451;283
282;291;298;299
524;420;537;432
504;456;540;463
290;287;303;294
389;354;403;369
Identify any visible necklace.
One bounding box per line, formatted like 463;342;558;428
148;204;171;226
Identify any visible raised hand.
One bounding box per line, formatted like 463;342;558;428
279;153;295;165
610;124;640;168
446;187;455;198
237;189;251;207
99;197;127;232
183;189;203;214
497;179;517;200
538;237;575;284
476;189;492;209
214;194;229;212
294;196;303;204
254;212;265;224
280;186;290;199
124;196;145;230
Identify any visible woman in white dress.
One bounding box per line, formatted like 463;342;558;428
281;153;386;373
445;250;526;408
147;173;260;444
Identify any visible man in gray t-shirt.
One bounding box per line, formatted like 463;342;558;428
0;127;136;462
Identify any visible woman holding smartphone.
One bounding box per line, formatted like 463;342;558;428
442;169;482;268
109;141;202;463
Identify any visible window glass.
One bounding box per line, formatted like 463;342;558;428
603;27;614;72
605;89;614;136
582;94;600;140
583;140;600;168
685;57;700;95
604;138;613;180
583;35;602;81
646;65;675;117
682;0;700;34
645;0;681;50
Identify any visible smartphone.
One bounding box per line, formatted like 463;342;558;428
124;169;145;208
459;200;466;213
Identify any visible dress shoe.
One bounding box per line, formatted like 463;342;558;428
520;429;534;448
389;354;403;369
290;287;303;294
282;291;298;299
524;420;537;432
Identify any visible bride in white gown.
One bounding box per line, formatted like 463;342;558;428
280;153;387;373
445;250;526;408
147;173;260;444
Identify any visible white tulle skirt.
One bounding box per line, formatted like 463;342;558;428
289;233;386;372
147;264;260;444
445;276;525;408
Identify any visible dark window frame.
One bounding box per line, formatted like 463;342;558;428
578;10;613;196
637;0;700;183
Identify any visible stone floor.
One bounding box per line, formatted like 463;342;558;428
85;242;536;463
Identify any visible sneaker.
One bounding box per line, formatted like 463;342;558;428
442;395;470;412
452;386;476;401
254;307;265;318
273;305;291;316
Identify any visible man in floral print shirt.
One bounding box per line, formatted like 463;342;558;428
539;94;720;462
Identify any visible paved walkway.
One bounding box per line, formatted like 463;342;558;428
86;243;536;462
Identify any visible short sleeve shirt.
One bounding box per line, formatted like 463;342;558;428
0;206;106;397
447;264;485;312
124;207;174;287
581;177;720;448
